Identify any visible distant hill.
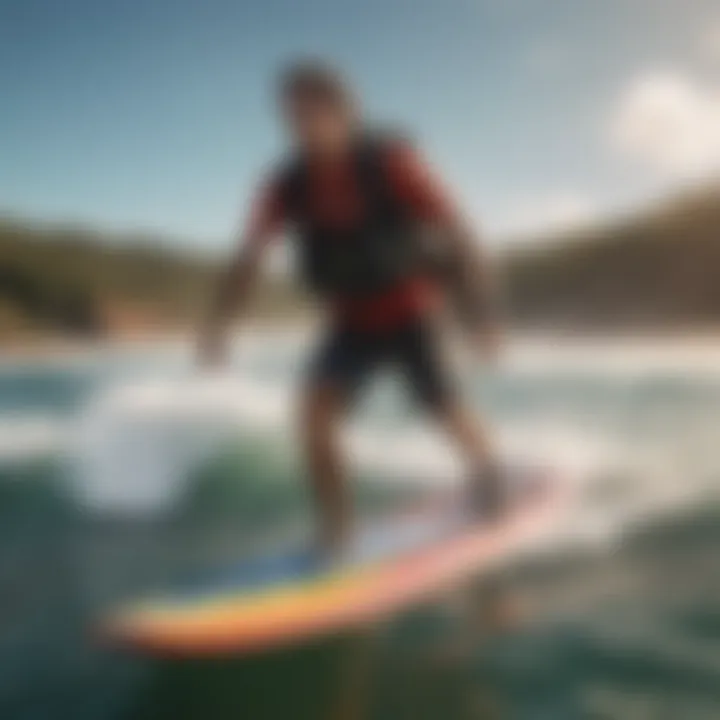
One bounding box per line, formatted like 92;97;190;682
0;218;210;340
0;218;303;342
505;184;720;329
2;184;720;342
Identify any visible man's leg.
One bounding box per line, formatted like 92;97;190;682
435;398;493;472
396;317;503;514
300;380;351;553
435;399;503;513
300;326;376;554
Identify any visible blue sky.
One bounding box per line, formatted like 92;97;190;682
2;0;720;249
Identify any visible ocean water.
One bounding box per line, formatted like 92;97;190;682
0;331;719;719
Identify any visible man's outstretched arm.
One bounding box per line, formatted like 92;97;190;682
438;211;503;343
197;183;282;367
197;240;265;366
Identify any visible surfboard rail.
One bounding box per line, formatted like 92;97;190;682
102;477;566;658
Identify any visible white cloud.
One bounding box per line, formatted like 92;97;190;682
610;70;720;179
501;194;597;238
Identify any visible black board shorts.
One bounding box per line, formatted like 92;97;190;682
308;315;457;412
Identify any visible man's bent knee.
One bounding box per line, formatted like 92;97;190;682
301;382;345;444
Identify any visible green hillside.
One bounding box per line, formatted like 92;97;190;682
505;185;720;329
0;218;213;339
2;183;720;342
0;218;303;341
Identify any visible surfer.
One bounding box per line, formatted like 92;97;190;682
198;60;504;555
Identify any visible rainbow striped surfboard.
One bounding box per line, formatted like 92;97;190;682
102;469;563;658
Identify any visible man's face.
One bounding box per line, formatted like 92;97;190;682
282;94;352;153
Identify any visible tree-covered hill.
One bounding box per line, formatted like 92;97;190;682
505;184;720;329
0;218;303;341
0;218;214;339
2;182;720;342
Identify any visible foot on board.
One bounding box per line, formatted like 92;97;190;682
468;462;509;521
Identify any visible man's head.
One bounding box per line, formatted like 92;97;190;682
279;60;358;155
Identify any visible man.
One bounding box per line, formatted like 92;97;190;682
198;60;503;556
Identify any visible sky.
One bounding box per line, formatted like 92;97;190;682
2;0;720;250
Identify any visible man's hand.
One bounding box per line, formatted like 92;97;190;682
196;238;267;371
469;322;503;365
196;326;228;370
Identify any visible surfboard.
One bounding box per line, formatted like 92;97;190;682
102;466;565;658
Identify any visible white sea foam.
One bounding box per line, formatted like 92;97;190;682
64;367;712;561
2;332;719;557
70;374;291;514
508;334;720;379
0;415;67;464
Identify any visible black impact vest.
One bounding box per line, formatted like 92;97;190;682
279;133;424;298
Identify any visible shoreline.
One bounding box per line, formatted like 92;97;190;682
4;322;720;364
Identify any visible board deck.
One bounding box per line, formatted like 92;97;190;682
102;469;564;658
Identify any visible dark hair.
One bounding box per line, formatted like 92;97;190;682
279;59;356;112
